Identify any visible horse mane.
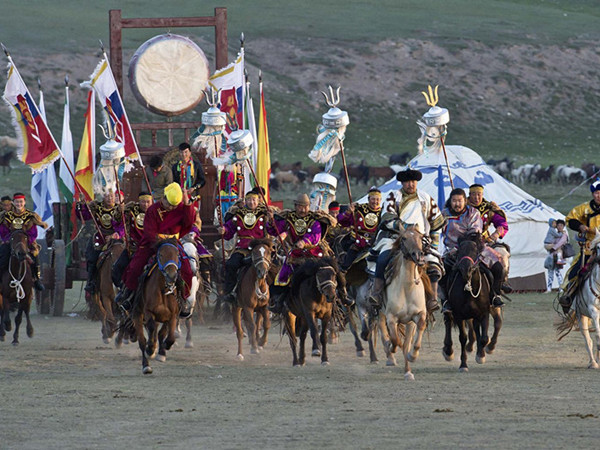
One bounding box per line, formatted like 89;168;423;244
458;231;484;254
290;257;338;296
156;237;179;248
248;237;274;249
492;241;511;253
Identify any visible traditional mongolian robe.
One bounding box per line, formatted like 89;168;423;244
471;198;509;240
123;201;196;296
223;205;272;255
76;201;125;246
441;205;483;256
0;209;46;247
563;199;600;284
337;204;381;249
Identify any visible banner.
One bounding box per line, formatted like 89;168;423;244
256;80;271;203
82;57;139;161
2;60;60;172
74;90;95;202
58;84;74;202
243;77;257;194
208;49;245;132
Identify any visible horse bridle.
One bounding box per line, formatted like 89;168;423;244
157;242;181;292
316;266;338;296
251;244;272;300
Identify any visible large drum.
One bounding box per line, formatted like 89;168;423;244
128;34;210;116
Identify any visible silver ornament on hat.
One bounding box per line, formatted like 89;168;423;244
417;85;449;154
93;112;125;197
321;85;350;129
227;129;254;162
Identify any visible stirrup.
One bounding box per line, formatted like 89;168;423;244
491;295;505;307
441;301;452;315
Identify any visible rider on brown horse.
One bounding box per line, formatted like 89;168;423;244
218;188;277;304
116;183;196;315
111;191;153;288
337;187;382;272
76;190;125;295
269;193;349;314
0;192;48;291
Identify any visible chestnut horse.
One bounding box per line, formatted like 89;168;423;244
0;230;34;345
443;232;492;372
283;257;343;366
93;239;125;344
132;239;181;374
232;238;276;361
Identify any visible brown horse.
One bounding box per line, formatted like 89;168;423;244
283;257;342;366
0;230;34;345
132;239;181;374
232;238;276;361
92;239;125;344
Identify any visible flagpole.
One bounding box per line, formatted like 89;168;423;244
113;166;130;252
98;40;153;194
440;133;455;190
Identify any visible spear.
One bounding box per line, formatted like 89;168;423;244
440;131;455;190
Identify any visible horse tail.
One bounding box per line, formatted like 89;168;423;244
555;311;577;341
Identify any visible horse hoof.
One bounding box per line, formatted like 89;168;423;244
27;329;34;338
386;359;397;367
236;354;244;361
466;345;474;353
356;350;366;357
174;330;181;339
146;350;157;359
404;372;415;381
475;355;485;365
370;360;379;365
321;361;330;366
258;346;264;351
102;338;110;344
0;335;4;342
123;338;130;345
588;362;599;369
12;341;19;346
184;341;194;349
115;341;122;349
442;350;454;362
485;346;495;355
142;366;153;375
155;354;166;362
251;348;260;355
312;349;321;357
459;367;469;373
294;363;305;367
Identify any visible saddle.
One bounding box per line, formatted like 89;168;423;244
345;252;369;287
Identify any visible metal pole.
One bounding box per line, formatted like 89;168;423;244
440;134;455;190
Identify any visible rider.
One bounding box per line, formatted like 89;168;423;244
187;209;214;289
337;187;382;272
75;189;125;295
218;189;275;304
440;188;484;312
467;183;513;298
1;196;12;212
116;183;196;315
111;191;153;288
369;169;446;313
269;193;347;314
558;179;600;314
0;192;48;291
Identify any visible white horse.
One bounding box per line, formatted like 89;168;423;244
560;230;600;369
379;226;429;381
172;239;200;350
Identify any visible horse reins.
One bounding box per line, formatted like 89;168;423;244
316;266;338;295
157;242;182;293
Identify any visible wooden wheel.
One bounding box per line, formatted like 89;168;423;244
36;240;52;315
51;240;66;317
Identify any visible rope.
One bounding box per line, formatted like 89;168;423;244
553;168;600;207
8;256;26;301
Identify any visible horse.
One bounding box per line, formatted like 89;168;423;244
0;230;34;345
231;238;275;360
442;232;492;372
375;226;431;380
131;239;183;375
92;239;125;344
556;230;600;369
283;257;342;366
0;151;14;174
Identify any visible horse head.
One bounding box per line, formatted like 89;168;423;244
395;225;425;266
315;263;338;303
456;232;484;281
156;240;181;289
249;238;274;280
10;230;29;262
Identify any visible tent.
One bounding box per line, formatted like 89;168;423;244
360;145;565;290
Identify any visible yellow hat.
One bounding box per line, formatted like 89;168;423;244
164;183;183;206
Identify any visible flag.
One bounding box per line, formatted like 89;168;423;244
2;59;60;172
242;76;258;194
256;78;271;203
58;84;74;203
208;49;245;132
82;57;139;161
30;86;60;239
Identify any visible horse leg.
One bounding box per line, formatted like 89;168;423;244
401;321;416;380
3;305;11;332
0;307;5;342
474;316;488;365
579;315;598;369
407;312;427;363
145;317;158;359
12;306;24;345
298;320;308;366
136;317;152;375
257;307;270;349
466;319;475;353
347;308;366;357
486;307;503;354
320;315;330;365
458;320;469;372
442;312;454;361
242;307;258;355
232;306;245;361
156;323;169;362
385;316;399;367
308;312;321;357
284;312;300;367
184;317;193;348
164;309;177;352
24;298;33;338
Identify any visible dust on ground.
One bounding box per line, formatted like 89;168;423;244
1;288;600;449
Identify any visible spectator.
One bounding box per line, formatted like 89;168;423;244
544;218;568;292
172;142;206;194
144;154;172;200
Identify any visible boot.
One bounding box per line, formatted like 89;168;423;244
269;285;287;314
84;263;96;294
426;281;440;313
558;294;572;314
501;283;513;294
222;272;237;304
491;294;505;308
367;278;385;312
31;256;44;291
115;287;134;313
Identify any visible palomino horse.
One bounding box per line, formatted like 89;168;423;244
132;239;182;374
378;226;431;380
284;257;342;366
232;238;275;360
443;232;492;372
0;230;34;345
93;239;125;344
557;230;600;368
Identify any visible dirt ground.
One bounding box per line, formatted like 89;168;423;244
1;286;600;449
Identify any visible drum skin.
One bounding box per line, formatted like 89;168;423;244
128;34;210;116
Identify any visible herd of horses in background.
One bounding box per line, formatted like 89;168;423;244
488;157;599;185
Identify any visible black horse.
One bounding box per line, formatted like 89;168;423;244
442;232;491;372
